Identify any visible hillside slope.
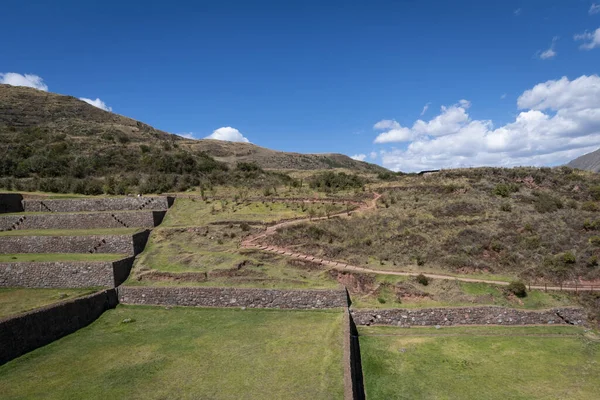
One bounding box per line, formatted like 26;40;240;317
0;84;384;173
568;148;600;173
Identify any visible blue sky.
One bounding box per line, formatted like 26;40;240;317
2;0;600;171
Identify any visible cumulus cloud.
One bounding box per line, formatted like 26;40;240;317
537;37;558;59
351;154;367;161
373;75;600;172
575;28;600;50
205;126;250;143
79;97;112;112
369;151;378;160
0;72;48;91
590;4;600;15
373;119;400;130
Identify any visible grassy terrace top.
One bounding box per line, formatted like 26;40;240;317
0;288;98;319
0;228;142;236
0;253;128;263
359;325;600;400
160;198;348;227
0;305;345;399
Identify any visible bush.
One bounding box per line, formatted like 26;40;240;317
561;251;577;264
506;281;527;298
590;185;600;201
589;236;600;246
493;183;519;197
533;192;563;213
500;202;512;212
416;273;429;286
582;201;599;212
240;222;251;232
587;256;598;268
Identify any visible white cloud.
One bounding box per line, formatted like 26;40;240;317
351;154;367;161
514;8;522;16
575;28;600;50
500;93;507;99
590;4;600;15
369;151;378;160
537;37;558;59
176;132;196;139
79;97;112;112
205;126;250;143
0;72;48;91
373;75;600;172
420;102;431;116
373;119;400;130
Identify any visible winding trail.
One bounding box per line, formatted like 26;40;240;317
241;193;600;292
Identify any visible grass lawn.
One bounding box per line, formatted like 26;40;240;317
0;253;128;263
358;325;600;400
0;288;98;319
0;305;345;400
0;228;141;236
128;226;340;289
161;198;348;227
349;276;576;310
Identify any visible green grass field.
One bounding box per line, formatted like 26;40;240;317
0;253;128;262
0;305;345;400
359;325;600;400
161;198;348;227
128;226;340;289
0;228;141;236
0;288;98;319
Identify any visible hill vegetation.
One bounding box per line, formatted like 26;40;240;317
268;166;600;287
568;147;600;173
0;84;383;194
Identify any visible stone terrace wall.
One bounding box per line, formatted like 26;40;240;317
0;211;166;231
0;289;118;365
351;306;587;327
0;230;150;255
118;286;348;309
0;194;24;214
0;257;134;288
23;196;172;212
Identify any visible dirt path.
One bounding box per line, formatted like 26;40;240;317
241;193;600;292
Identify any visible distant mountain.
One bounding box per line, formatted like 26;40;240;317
568;148;600;172
0;84;384;173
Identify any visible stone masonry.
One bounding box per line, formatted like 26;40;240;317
118;286;349;309
350;306;587;327
0;257;134;288
22;196;172;212
0;230;150;255
0;289;118;365
0;211;166;231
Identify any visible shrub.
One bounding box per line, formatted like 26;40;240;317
533;192;563;213
582;201;599;212
583;219;600;231
240;222;251;232
561;251;577;264
377;297;387;304
587;256;599;268
590;185;600;201
416;273;429;286
500;202;512;212
589;236;600;246
493;183;519;197
506;281;527;298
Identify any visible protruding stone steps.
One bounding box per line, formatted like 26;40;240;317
22;196;172;213
0;211;165;231
0;230;150;255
